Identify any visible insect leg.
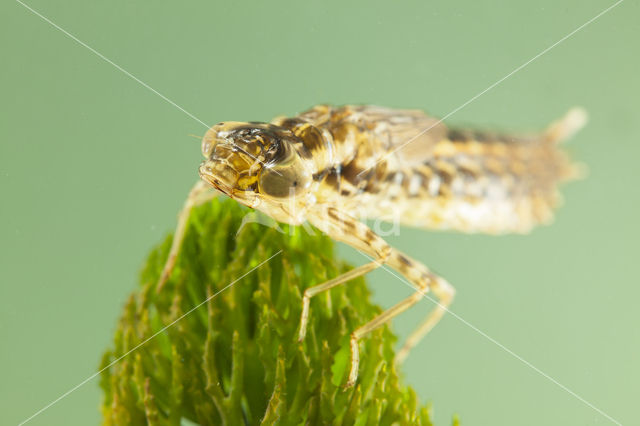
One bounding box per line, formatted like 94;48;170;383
300;207;391;341
394;268;455;365
308;207;455;385
308;207;432;387
346;251;454;386
298;261;384;341
384;251;456;365
347;290;424;386
156;180;218;293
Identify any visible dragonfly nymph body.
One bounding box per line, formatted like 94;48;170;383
159;104;586;387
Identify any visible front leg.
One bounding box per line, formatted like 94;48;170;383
156;180;219;293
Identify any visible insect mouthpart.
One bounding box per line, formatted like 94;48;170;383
199;160;238;196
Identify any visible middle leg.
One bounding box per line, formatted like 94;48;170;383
346;250;454;386
300;207;392;342
306;207;454;386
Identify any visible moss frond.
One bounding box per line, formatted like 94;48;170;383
100;198;441;425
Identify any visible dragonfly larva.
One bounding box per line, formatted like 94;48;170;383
157;104;587;387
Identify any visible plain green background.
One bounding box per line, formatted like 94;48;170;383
1;0;638;425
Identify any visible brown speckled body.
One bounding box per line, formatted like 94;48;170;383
273;105;579;234
185;103;586;385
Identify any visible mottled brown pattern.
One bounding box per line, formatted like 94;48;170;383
279;105;582;233
172;104;586;386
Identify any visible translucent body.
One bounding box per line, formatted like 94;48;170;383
199;105;584;234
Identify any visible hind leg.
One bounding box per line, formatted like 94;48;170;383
347;250;454;385
395;274;455;364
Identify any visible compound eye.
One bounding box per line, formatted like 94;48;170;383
258;166;303;198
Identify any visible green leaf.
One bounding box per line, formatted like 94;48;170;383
100;198;453;425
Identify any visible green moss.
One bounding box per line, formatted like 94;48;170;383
100;198;441;425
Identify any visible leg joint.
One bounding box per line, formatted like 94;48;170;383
377;245;392;263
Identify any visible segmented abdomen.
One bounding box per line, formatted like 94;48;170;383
373;132;576;233
277;105;580;234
